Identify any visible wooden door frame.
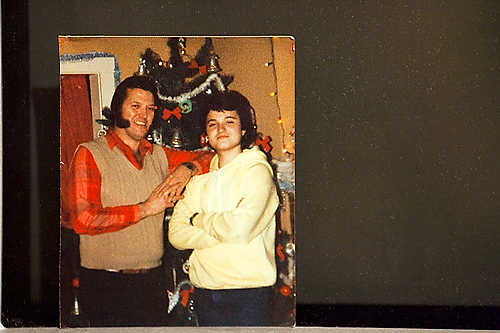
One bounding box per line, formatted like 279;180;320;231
60;54;118;138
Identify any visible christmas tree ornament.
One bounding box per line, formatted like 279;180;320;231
280;285;292;297
256;134;272;152
180;286;194;307
72;277;79;288
179;99;193;114
97;128;107;137
71;277;81;316
285;242;295;257
178;37;186;48
207;53;222;73
169;127;184;148
149;129;163;145
182;259;190;274
276;243;285;262
162;106;182;120
167;279;192;313
186;298;199;326
136;57;146;75
188;59;207;75
177;37;193;63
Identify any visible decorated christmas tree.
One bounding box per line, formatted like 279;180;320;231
137;37;234;150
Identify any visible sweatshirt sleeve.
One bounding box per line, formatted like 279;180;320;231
192;163;279;244
168;181;220;250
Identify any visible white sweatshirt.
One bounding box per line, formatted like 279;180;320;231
169;146;279;289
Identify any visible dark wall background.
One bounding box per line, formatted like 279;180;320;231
2;0;500;328
297;2;500;306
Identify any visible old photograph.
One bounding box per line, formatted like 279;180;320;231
59;36;295;327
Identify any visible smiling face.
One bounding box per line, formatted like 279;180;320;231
115;88;156;145
206;110;244;156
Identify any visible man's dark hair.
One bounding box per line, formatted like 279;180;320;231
109;76;159;128
203;90;258;150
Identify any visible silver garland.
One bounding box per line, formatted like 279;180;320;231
167;279;193;314
157;73;226;103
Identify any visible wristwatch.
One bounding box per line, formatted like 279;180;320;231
182;162;196;175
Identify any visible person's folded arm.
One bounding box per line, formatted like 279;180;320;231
68;146;142;236
168;183;220;250
192;164;278;244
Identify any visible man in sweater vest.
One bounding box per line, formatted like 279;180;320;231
66;76;213;327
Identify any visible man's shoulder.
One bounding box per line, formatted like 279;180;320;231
80;136;106;148
78;136;110;158
151;143;167;156
150;143;169;165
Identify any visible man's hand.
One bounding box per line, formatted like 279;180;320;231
138;182;184;219
138;163;196;220
156;163;196;201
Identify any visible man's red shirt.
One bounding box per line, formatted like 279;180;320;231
66;130;213;235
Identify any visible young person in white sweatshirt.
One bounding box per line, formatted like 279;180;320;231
168;90;279;326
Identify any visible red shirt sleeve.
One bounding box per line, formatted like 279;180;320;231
162;146;215;175
67;146;141;236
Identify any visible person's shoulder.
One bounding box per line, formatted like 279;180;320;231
77;137;111;160
151;143;165;152
239;147;273;169
193;170;213;182
150;144;170;165
80;136;105;149
183;171;210;196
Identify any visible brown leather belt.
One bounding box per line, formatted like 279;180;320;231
106;267;157;274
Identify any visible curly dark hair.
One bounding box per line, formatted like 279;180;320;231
202;90;258;150
109;76;159;128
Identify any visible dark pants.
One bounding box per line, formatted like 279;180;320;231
79;266;169;327
194;286;272;326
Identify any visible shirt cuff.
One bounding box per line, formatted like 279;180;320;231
192;211;204;228
130;204;141;222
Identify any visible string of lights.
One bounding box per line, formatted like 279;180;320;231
267;37;289;156
264;37;293;156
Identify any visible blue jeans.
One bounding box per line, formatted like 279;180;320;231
194;286;272;326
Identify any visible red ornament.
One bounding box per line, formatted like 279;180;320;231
276;243;285;262
180;286;195;307
256;136;271;152
280;285;291;297
72;277;80;288
162;106;182;120
188;59;207;75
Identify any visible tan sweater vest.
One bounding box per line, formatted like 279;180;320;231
79;137;169;270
